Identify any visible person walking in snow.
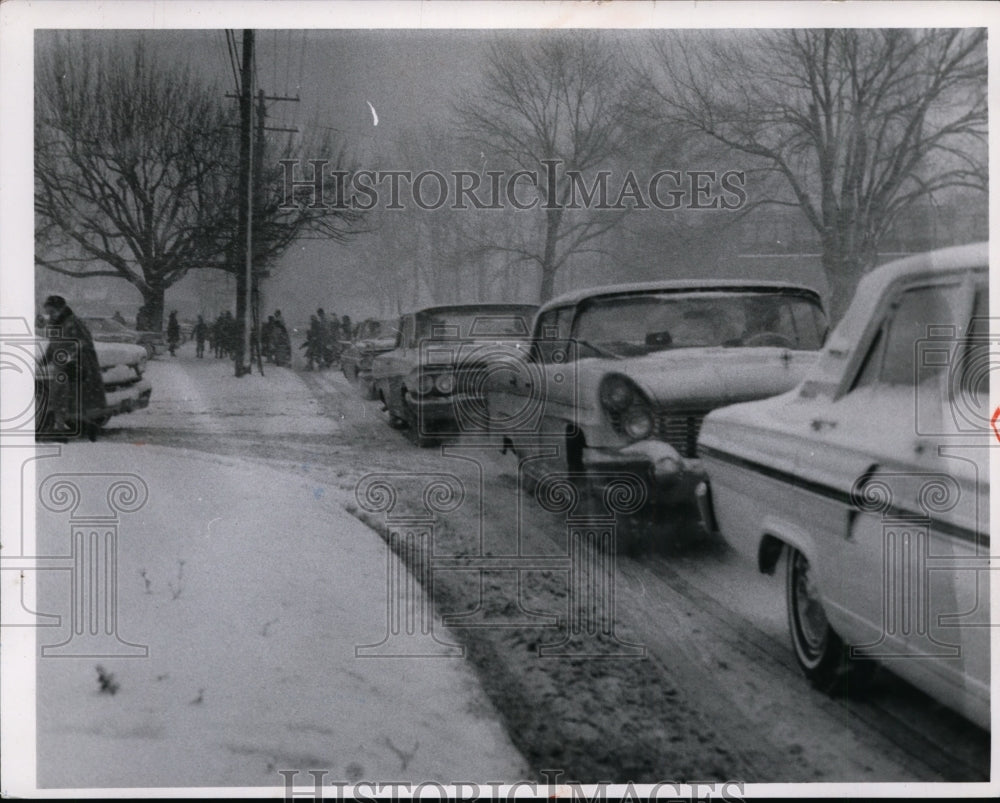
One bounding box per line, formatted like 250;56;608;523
194;315;207;358
302;314;323;371
167;311;180;357
37;295;106;441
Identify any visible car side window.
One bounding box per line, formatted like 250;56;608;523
879;284;962;386
849;327;885;392
847;283;963;394
957;285;989;399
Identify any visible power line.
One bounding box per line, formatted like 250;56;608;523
293;31;307;129
284;30;291;98
224;30;241;94
271;30;278;95
214;30;238;95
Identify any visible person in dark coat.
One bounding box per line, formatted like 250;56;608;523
301;314;322;371
261;315;275;362
166;311;180;356
39;295;106;440
194;315;207;358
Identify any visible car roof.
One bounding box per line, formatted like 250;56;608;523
825;241;988;350
406;303;538;317
866;241;987;283
538;278;823;314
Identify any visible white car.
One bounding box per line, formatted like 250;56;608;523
37;339;152;432
697;242;989;730
486;280;828;506
92;341;153;422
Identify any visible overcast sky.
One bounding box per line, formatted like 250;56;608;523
37;28;495;322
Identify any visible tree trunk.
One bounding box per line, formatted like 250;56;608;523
538;206;564;302
822;246;869;326
136;286;165;332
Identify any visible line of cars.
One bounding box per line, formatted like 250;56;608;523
344;242;990;730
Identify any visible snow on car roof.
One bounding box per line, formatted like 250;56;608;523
538;278;822;314
865;241;987;283
408;302;538;317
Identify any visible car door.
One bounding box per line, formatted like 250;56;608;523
373;315;409;406
807;276;982;682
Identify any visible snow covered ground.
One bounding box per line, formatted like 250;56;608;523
31;354;528;790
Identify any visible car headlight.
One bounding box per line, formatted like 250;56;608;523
434;372;455;394
417;372;436;395
599;375;634;411
621;406;654;440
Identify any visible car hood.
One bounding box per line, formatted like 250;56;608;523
94;341;146;368
590;347;819;407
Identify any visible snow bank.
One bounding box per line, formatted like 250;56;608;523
35;442;527;788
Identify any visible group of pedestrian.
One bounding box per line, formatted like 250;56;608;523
301;308;354;371
261;310;291;366
211;311;238;358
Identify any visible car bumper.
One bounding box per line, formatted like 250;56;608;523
581;439;704;506
406;392;485;429
101;380;152;416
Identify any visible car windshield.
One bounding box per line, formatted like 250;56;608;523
362;319;398;339
84;318;124;333
572;291;826;357
415;307;535;340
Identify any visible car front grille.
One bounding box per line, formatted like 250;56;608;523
652;408;709;458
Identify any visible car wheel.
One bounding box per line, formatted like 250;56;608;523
786;547;851;692
402;393;435;448
378;388;406;429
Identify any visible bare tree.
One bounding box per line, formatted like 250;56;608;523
457;32;633;302
35;37;237;331
35;35;358;332
638;28;987;320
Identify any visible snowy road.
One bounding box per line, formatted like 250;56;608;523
90;347;988;783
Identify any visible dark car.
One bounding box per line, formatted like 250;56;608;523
371;303;537;446
341;318;400;399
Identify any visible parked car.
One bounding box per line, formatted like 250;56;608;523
36;339;152;432
83;316;161;358
341;318;400;399
486;280;827;506
371;303;538;446
696;243;989;730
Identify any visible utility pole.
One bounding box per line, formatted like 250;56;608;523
234;28;254;377
252;88;266;375
228;31;299;377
